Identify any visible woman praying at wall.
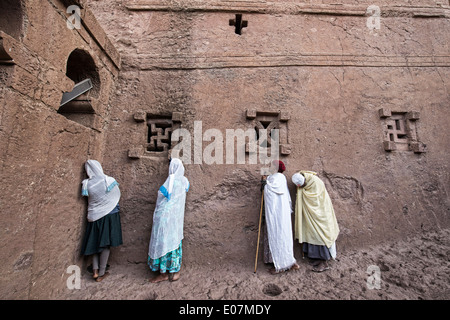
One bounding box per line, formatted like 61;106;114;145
81;160;123;282
292;171;339;272
263;160;299;274
148;158;190;283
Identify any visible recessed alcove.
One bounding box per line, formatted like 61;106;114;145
58;49;100;128
65;49;101;98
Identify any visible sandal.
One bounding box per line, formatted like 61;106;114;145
312;265;330;273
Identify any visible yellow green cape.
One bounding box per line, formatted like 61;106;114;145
294;171;339;248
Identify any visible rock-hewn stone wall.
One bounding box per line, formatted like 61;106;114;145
0;0;119;299
1;0;449;299
87;0;450;270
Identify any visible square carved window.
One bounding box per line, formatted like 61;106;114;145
379;108;426;153
245;109;291;156
147;116;173;152
128;111;182;159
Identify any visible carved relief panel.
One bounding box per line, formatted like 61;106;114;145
245;109;291;156
379;108;426;153
129;111;183;159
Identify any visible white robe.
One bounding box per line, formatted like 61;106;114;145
148;158;189;259
264;173;297;272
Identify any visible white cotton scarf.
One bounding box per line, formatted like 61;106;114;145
148;158;190;259
81;160;121;222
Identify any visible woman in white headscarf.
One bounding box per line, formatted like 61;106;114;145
148;158;189;283
81;160;123;282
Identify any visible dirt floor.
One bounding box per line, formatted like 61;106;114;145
65;228;450;300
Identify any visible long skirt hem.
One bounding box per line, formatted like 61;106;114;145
148;241;182;274
302;242;332;261
81;205;123;256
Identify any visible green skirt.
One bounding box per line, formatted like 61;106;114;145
81;205;123;256
148;241;182;273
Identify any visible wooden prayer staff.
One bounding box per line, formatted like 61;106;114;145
254;191;264;273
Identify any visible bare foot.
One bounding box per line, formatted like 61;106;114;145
290;263;300;271
269;267;278;275
96;271;109;282
269;267;286;275
170;272;181;282
269;263;299;275
150;273;169;283
93;269;99;280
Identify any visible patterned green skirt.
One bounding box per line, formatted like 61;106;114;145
148;241;182;273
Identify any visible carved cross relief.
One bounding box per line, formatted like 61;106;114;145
129;111;183;159
147;117;173;152
229;14;248;35
245;109;291;156
379;108;426;153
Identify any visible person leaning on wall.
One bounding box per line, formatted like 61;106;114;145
80;160;123;282
292;171;339;273
262;160;300;275
147;158;190;283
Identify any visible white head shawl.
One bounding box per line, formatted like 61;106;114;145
81;160;121;222
148;158;189;259
292;172;305;187
167;158;184;199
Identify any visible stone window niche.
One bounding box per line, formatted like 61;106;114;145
147;115;173;152
379;108;426;153
58;49;100;128
129;111;183;159
245;109;291;156
65;49;100;98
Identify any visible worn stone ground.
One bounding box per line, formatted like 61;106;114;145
65;228;449;300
